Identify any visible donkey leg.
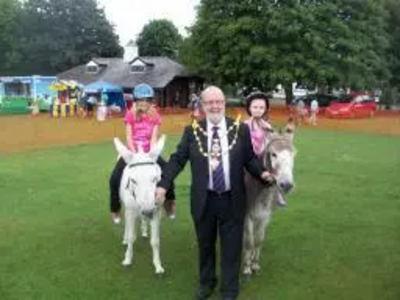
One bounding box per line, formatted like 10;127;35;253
122;209;130;245
251;215;271;273
150;211;164;275
122;209;137;266
122;219;128;245
140;216;148;238
242;217;254;277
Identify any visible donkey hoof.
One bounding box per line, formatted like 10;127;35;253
141;234;148;239
243;273;252;282
122;259;132;266
155;272;165;279
155;266;165;277
251;269;260;276
251;264;261;273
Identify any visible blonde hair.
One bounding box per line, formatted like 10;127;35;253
132;102;157;121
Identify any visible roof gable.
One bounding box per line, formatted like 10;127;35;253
57;56;191;89
130;58;146;67
86;61;98;67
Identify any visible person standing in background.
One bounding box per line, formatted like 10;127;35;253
309;98;319;125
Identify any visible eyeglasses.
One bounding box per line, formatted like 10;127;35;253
202;99;225;106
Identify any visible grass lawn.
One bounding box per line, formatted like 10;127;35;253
0;129;399;300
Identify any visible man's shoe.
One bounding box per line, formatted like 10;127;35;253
195;285;215;300
221;297;236;300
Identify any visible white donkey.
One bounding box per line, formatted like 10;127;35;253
243;122;296;278
113;135;166;275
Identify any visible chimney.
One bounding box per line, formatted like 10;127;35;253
124;40;139;62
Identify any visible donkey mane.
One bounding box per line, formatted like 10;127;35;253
265;135;295;155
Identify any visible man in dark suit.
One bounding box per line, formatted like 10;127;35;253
155;86;271;300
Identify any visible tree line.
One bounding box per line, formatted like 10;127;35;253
0;0;122;75
1;0;399;105
180;0;400;104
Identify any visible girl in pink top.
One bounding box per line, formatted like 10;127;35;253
124;104;162;152
245;92;286;207
109;84;176;224
244;92;273;155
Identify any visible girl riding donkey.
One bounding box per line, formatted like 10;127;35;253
244;91;287;207
109;83;176;224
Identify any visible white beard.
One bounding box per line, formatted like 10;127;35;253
207;112;224;124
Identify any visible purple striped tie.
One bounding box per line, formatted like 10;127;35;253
212;126;226;193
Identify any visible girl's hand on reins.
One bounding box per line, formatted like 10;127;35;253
261;171;275;185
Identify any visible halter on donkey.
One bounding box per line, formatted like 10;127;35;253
243;121;296;279
113;135;166;275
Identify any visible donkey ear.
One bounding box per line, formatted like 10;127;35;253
265;126;275;139
263;121;275;133
149;134;166;160
267;127;275;133
284;118;295;139
113;138;133;163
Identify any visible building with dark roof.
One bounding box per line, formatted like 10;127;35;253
57;42;204;107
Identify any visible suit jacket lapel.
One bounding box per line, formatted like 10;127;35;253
197;119;209;178
226;117;235;146
199;119;208;153
225;117;237;165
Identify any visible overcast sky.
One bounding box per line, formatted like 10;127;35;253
98;0;200;46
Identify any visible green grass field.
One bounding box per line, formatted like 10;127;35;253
0;129;399;300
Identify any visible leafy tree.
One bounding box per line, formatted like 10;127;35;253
333;0;389;89
136;19;182;58
18;0;123;74
0;0;22;75
386;0;400;87
181;0;390;102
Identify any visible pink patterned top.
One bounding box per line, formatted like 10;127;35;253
125;110;162;152
245;119;270;156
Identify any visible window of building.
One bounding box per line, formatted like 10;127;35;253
86;65;99;74
131;65;146;73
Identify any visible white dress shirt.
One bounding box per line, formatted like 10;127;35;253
207;118;231;191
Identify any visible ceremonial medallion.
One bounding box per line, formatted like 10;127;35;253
192;115;242;158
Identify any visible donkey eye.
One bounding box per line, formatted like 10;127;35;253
271;152;277;158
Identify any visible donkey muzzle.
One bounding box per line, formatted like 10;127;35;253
279;181;294;194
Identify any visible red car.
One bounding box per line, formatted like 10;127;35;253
325;93;376;118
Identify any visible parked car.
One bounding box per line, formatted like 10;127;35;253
292;82;316;98
292;93;341;113
325;93;376;118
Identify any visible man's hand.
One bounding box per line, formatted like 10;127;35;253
261;171;275;185
155;187;167;204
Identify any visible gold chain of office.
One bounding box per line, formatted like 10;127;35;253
192;115;242;158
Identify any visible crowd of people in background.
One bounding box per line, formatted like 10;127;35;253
46;90;124;120
32;84;384;125
290;97;319;126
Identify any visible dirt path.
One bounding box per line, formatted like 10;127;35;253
0;107;399;155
